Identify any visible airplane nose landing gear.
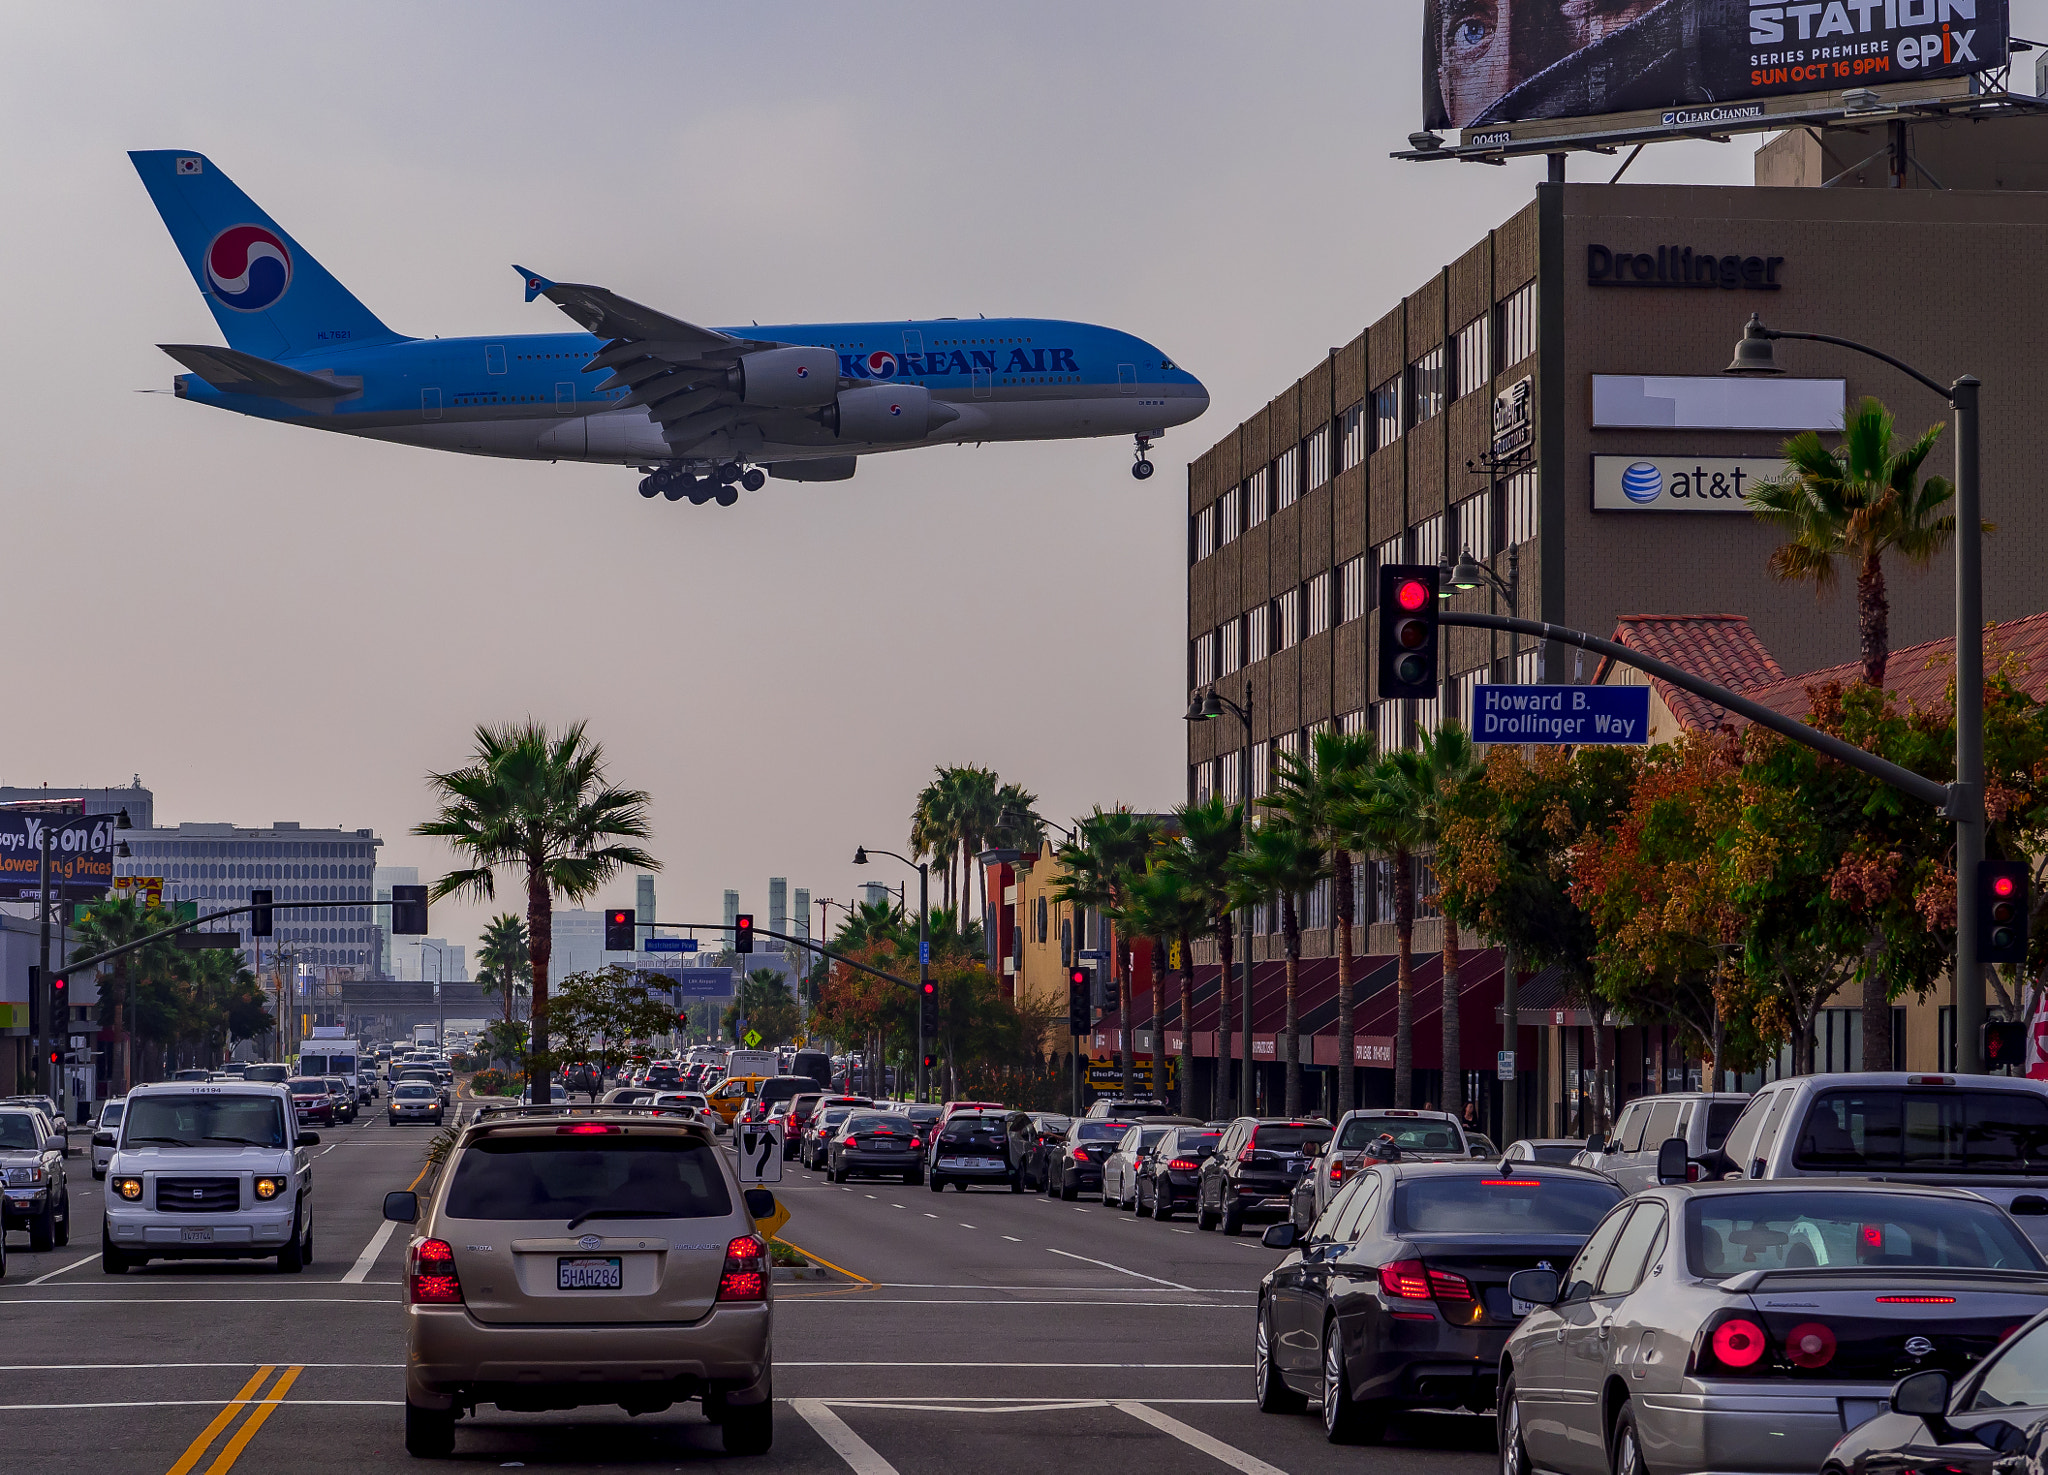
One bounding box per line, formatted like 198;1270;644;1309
1131;433;1157;480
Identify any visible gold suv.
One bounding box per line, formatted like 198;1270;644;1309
382;1107;777;1458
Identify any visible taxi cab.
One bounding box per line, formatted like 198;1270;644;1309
705;1076;769;1130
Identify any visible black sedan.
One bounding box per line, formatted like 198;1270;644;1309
929;1111;1016;1192
1042;1118;1138;1200
1009;1111;1071;1191
827;1111;924;1185
1135;1126;1222;1221
1826;1304;2048;1475
1197;1117;1333;1234
1255;1159;1622;1443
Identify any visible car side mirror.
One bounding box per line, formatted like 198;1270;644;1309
743;1188;776;1220
1508;1268;1560;1306
1584;1131;1607;1155
1892;1369;1953;1437
2010;1195;2048;1216
43;1134;65;1152
1262;1222;1300;1250
1656;1136;1692;1185
297;1131;320;1146
383;1190;418;1223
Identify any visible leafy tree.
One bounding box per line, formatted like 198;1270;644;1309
1054;808;1163;1097
723;967;802;1046
1227;818;1325;1115
547;965;683;1076
416;720;658;1103
71;894;179;1092
1410;725;1482;1118
474;912;531;1024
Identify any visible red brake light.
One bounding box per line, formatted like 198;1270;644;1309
1380;1258;1431;1299
1166;1158;1198;1171
557;1122;620;1135
1238;1146;1257;1164
1328;1160;1345;1183
718;1234;767;1302
409;1238;463;1305
909;1138;922;1149
1427;1266;1473;1301
1785;1321;1837;1369
1876;1295;1956;1304
1709;1317;1767;1370
1482;1179;1541;1187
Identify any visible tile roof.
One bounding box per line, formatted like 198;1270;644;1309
1592;615;1785;731
1738;610;2048;723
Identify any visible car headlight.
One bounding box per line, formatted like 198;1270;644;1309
254;1176;288;1200
111;1176;145;1201
3;1165;45;1186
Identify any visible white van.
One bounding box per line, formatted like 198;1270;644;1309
298;1039;371;1104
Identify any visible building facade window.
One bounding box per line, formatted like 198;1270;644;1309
1250;740;1271;799
1191;630;1216;690
1303;425;1329;491
1191;504;1216;563
1274;588;1300;651
1220;484;1243;545
1454;669;1483;730
1246;468;1269;528
1339;708;1368;736
1515;648;1541;685
1373;699;1404;754
1339;401;1367;469
1504;469;1538;547
1305;570;1332;637
1339;555;1369;623
1455;313;1491;400
1191;760;1216;804
1453;488;1494;561
1246;603;1270;663
1409;345;1446;425
1273;446;1299;510
1372;377;1402;449
1412;513;1444;571
1222;618;1244;675
1412;691;1441;736
1220;753;1243;803
1499;280;1537;370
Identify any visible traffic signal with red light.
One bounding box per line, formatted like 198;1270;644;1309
251;889;274;937
1068;967;1092;1035
919;979;939;1038
1377;564;1440;698
1986;1021;2026;1069
604;908;636;951
1980;860;2030;965
734;914;754;953
50;972;64;1018
923;1052;938;1069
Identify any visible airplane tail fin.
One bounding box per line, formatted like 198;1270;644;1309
129;150;405;359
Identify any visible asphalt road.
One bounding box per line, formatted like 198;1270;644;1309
0;1110;1500;1475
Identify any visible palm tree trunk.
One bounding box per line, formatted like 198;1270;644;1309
112;962;129;1096
1177;929;1195;1117
1333;850;1354;1116
1861;970;1892;1070
1215;912;1234;1120
1858;549;1889;689
1118;928;1133;1098
1282;898;1301;1116
1441;915;1463;1120
526;858;553;1102
1394;848;1415;1109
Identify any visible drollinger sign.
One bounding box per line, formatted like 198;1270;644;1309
1473;685;1650;745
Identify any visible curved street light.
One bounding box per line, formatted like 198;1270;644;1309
853;845;931;1100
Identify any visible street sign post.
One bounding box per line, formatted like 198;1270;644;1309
645;937;698;953
1471;685;1650;745
737;1121;784;1184
1497;1050;1517;1083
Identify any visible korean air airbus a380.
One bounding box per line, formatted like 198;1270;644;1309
132;151;1208;504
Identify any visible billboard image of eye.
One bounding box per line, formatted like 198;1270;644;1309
1424;0;2009;134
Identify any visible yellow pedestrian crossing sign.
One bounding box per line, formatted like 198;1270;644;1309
744;1029;762;1048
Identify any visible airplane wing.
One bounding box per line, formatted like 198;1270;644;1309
158;343;360;399
515;266;818;455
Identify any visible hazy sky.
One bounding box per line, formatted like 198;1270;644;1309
7;3;2035;959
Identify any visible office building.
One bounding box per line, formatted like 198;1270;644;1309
767;877;786;952
0;779;153;831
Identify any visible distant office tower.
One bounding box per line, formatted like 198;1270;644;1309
553;909;604;975
794;888;810;943
723;890;739;942
374;865;419;977
862;882;891;911
635;874;656;947
768;877;786;952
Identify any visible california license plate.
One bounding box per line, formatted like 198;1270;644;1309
558;1256;622;1290
1511;1297;1535;1316
942;1157;1000;1169
182;1228;212;1243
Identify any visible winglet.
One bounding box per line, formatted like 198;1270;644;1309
514;265;554;304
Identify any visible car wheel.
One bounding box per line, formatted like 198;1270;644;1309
1009;1173;1022;1194
1154;1183;1174;1222
277;1210;306;1273
1221;1195;1243;1235
1610;1400;1644;1475
1254;1303;1307;1414
1500;1376;1532;1475
30;1199;54;1252
1197;1196;1217;1231
92;1167;105;1181
930;1175;946;1193
1322;1318;1384;1443
906;1168;923;1186
100;1226;128;1275
54;1191;69;1248
721;1388;773;1456
1059;1178;1076;1202
404;1397;456;1458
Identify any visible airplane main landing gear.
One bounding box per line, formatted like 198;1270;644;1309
740;468;766;492
639;463;759;505
1132;434;1156;480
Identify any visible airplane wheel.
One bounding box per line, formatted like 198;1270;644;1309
639;477;661;498
663;477;690;502
715;486;738;507
688;481;715;505
717;461;742;485
741;469;766;492
1131;459;1155;480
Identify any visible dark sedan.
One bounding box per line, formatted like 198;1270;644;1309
1257;1159;1623;1443
1136;1126;1223;1221
801;1098;871;1170
1197;1117;1332;1234
1104;1117;1202;1210
827;1111;924;1185
1042;1118;1138;1200
929;1111;1016;1192
1009;1111;1071;1191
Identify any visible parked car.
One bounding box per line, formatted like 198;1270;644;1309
1196;1117;1332;1234
927;1110;1015;1193
1007;1111;1072;1191
1293;1109;1473;1229
1134;1124;1224;1220
91;1098;126;1179
0;1105;72;1251
827;1111;923;1185
1084;1097;1170;1119
1043;1117;1147;1201
1498;1179;2048;1475
1575;1090;1750;1191
1102;1117;1202;1210
1825;1303;2048;1475
1256;1159;1623;1442
1;1095;69;1152
802;1101;871;1171
1502;1137;1588;1166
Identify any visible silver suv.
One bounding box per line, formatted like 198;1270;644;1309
0;1106;71;1251
102;1081;316;1272
383;1105;777;1458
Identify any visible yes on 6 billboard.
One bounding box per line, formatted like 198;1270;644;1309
1426;0;2008;134
0;814;118;902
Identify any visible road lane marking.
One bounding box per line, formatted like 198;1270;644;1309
780;1361;1252;1368
791;1398;899;1475
24;1252;98;1285
779;1298;1238;1308
1047;1247;1195;1290
0;1296;397;1305
959;1223;974;1229
341;1220;399;1284
1116;1400;1292;1475
202;1365;302;1475
869;1284;1253;1294
1002;1235;1021;1242
0;1362;405;1370
162;1365;274;1475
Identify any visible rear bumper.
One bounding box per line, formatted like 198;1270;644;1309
406;1301;772;1410
837;1151;917;1175
1636;1384;1894;1475
932;1161;1010;1180
1352;1326;1508;1408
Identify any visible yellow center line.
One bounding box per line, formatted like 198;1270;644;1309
202;1365;303;1475
772;1235;871;1285
162;1365;276;1475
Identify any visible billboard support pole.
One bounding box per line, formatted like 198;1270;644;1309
1547;153;1565;183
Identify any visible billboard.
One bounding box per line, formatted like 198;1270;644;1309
1425;0;2008;135
0;814;118;902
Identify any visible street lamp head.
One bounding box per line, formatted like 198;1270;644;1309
1725;314;1784;376
1184;691;1212;723
115;808;132;830
116;841;131;858
1449;549;1487;592
1202;689;1224;719
852;846;869;866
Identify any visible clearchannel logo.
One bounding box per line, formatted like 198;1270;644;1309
1592;455;1789;513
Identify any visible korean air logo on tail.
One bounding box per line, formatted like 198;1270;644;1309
864;350;898;380
204;224;292;312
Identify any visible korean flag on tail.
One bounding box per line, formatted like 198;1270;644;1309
175;156;202;175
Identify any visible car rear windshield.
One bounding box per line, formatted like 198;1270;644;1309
1252;1125;1334;1152
942;1118;1005;1142
1686;1191;2045;1277
845;1114;912;1134
1792;1090;2048;1173
99;1103;124;1125
444;1135;732;1222
1705;1102;1746;1150
1074;1121;1131;1142
124;1094;288;1148
1520;1144;1581;1163
1338;1116;1463;1153
1395;1174;1622;1234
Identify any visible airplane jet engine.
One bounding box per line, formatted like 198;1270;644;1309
824;383;959;442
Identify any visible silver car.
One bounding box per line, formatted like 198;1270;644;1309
91;1099;126;1179
1292;1108;1473;1228
1498;1179;2048;1475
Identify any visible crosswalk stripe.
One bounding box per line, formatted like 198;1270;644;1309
1115;1400;1291;1475
791;1398;900;1475
341;1220;399;1284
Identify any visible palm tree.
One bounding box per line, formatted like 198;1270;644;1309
1268;729;1378;1116
1747;395;1971;690
1133;859;1212;1117
1054;808;1162;1097
1228;818;1327;1115
416;720;658;1103
71;893;171;1094
953;766;1003;926
474;912;531;1025
911;771;960;915
1163;798;1243;1117
1335;751;1432;1108
1413;723;1481;1119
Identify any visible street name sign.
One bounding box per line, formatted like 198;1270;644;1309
645;937;697;953
1473;685;1650;745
